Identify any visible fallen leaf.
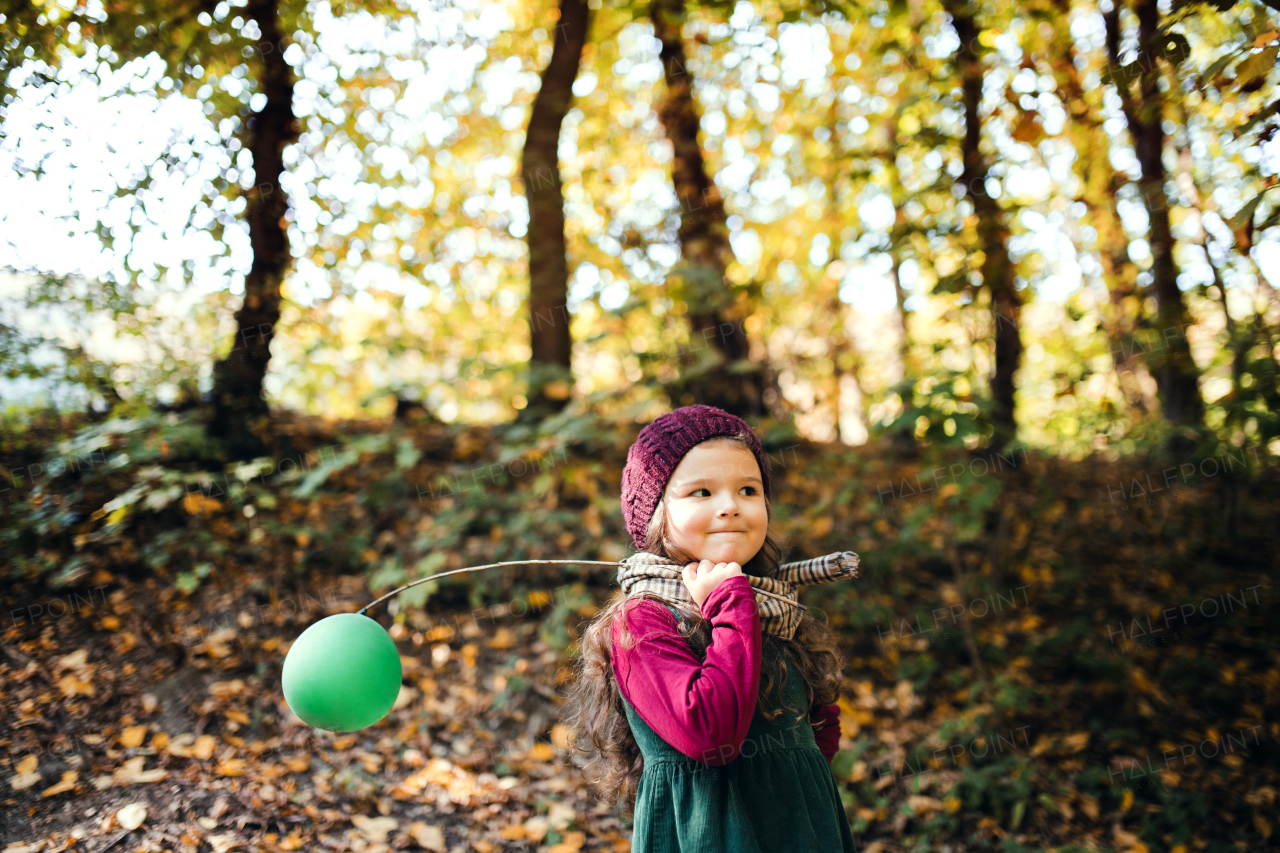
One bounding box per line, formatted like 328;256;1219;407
523;816;549;844
527;742;556;762
1063;731;1090;753
119;725;148;748
16;755;37;775
9;772;41;791
208;834;242;853
116;802;147;831
57;648;90;671
209;680;245;700
351;816;398;844
407;822;446;852
392;685;419;711
498;824;526;840
548;831;587;853
165;733;195;757
192;735;218;760
216;759;248;777
907;795;945;814
487;627;517;649
41;770;78;797
1;843;46;853
112;756;168;785
57;674;95;698
224;709;250;724
547;802;576;831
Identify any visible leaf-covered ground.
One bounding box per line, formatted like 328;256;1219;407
2;410;1276;853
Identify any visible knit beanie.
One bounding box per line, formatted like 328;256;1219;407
620;404;773;551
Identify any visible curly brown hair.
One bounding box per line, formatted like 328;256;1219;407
560;433;846;814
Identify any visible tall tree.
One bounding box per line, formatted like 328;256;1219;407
1047;0;1157;417
207;0;298;457
648;0;775;419
517;0;590;423
1105;0;1204;432
2;0;309;458
945;0;1022;452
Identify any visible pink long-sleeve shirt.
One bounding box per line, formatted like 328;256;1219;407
611;575;841;767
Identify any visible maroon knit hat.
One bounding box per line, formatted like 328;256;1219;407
620;404;773;550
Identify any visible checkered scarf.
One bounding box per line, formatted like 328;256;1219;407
616;551;860;640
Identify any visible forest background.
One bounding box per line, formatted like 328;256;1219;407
1;0;1279;850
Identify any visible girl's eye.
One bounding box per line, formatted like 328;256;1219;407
691;487;757;496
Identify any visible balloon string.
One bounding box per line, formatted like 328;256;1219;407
357;559;806;616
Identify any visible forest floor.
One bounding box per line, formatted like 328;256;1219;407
1;409;1276;853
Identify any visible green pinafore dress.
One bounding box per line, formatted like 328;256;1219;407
616;603;857;853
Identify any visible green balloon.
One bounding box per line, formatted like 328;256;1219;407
282;612;402;732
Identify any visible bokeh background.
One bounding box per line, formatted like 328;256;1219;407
1;0;1278;850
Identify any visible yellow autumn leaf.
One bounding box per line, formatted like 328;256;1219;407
16;755;37;775
522;816;549;844
10;771;42;791
488;627;517;649
112;756;168;785
351;815;398;843
216;759;247;777
527;742;556;762
119;725;148;748
548;832;587;853
42;770;78;797
408;821;446;852
191;735;218;760
182;492;223;515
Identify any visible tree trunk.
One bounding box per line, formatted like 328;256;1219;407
1106;0;1204;433
649;0;774;418
517;0;589;424
948;0;1021;452
207;0;297;458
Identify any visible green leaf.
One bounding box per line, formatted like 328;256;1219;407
175;571;201;595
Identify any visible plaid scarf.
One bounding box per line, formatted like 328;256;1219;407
616;551;859;640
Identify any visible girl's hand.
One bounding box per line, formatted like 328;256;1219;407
682;560;745;611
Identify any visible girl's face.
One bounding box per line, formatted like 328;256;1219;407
661;441;768;567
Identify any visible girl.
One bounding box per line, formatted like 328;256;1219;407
563;404;860;852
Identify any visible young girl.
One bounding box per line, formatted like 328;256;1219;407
563;404;860;851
